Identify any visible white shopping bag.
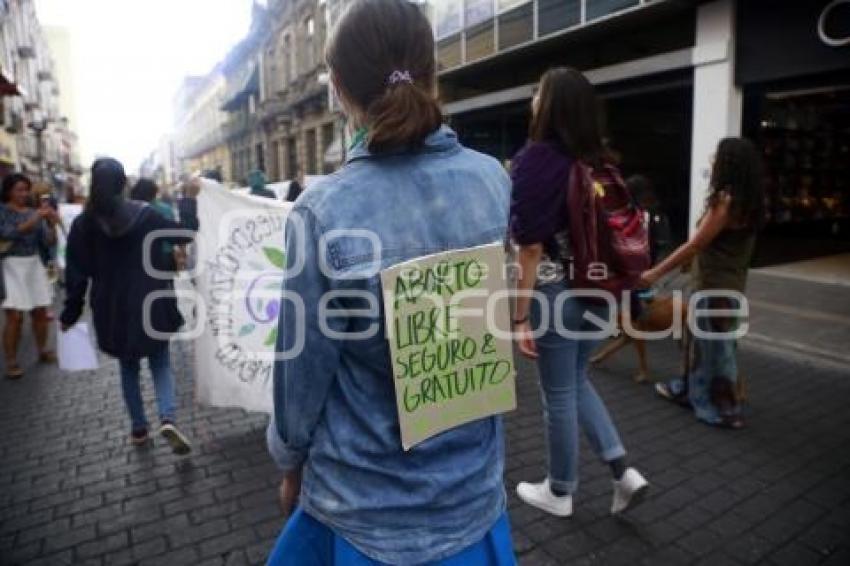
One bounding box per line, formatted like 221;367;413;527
57;322;100;372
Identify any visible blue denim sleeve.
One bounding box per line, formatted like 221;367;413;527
267;206;346;472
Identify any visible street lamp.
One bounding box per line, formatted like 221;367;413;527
27;111;50;179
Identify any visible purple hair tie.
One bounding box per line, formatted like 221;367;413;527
387;70;413;85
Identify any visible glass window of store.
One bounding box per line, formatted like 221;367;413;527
466;0;495;27
754;88;850;232
434;0;462;39
434;0;463;70
498;0;530;11
586;0;639;21
737;0;850;264
498;1;533;50
465;19;496;62
537;0;580;36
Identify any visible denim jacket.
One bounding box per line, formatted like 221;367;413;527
267;126;511;564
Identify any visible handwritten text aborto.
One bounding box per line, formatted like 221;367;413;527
380;242;516;450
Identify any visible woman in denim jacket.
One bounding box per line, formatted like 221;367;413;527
266;1;515;564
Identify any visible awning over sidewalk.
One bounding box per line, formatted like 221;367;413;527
221;65;259;111
0;129;19;167
0;68;22;96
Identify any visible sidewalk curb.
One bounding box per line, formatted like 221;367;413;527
743;332;850;370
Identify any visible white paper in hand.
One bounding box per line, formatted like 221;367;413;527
57;322;99;372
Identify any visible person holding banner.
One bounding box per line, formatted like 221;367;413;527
266;0;515;564
510;68;649;517
130;178;176;221
0;173;59;379
130;178;184;270
248;169;276;199
60;158;200;454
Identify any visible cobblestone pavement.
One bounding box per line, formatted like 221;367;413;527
1;326;849;565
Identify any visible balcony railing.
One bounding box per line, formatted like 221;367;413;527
224;113;255;141
181;130;226;159
257;97;290;123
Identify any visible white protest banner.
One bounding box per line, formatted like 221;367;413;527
193;181;291;413
380;242;516;450
56;203;83;270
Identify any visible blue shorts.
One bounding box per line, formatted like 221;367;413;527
267;507;516;565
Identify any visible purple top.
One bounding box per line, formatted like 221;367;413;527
510;141;573;259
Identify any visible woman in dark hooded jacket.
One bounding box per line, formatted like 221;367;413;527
60;158;201;453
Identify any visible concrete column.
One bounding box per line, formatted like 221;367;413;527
688;0;742;233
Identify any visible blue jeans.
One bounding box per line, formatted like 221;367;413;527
665;296;742;425
118;344;176;432
530;283;626;494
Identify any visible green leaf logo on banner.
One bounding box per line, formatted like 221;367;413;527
264;327;278;346
263;247;286;269
239;323;255;337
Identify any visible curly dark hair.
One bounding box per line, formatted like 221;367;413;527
707;137;765;229
1;173;32;203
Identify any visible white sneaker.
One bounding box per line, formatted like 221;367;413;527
159;422;192;455
611;468;649;514
516;479;573;517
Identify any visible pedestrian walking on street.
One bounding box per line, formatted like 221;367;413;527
130;178;176;220
31;182;60;320
130;178;183;270
0;173;60;379
248;169;276;199
511;67;649;518
60;158;201;453
266;0;516;564
640;137;764;429
627;174;673;265
284;178;302;203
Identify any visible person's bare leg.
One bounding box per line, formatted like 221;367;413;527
31;307;53;360
4;310;24;376
633;339;649;383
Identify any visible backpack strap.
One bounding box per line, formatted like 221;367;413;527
567;160;598;267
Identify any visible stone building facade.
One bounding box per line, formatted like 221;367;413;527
0;0;80;187
258;0;342;181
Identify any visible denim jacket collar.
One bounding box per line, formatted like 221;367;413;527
346;124;460;164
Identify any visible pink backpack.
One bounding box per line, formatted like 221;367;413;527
567;161;651;297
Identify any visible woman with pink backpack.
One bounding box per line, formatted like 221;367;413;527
510;67;649;518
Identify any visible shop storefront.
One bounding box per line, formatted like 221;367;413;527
438;0;700;243
737;0;850;265
450;75;694;243
0;129;19;179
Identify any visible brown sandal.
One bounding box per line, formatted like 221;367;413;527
6;364;23;379
39;351;57;364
